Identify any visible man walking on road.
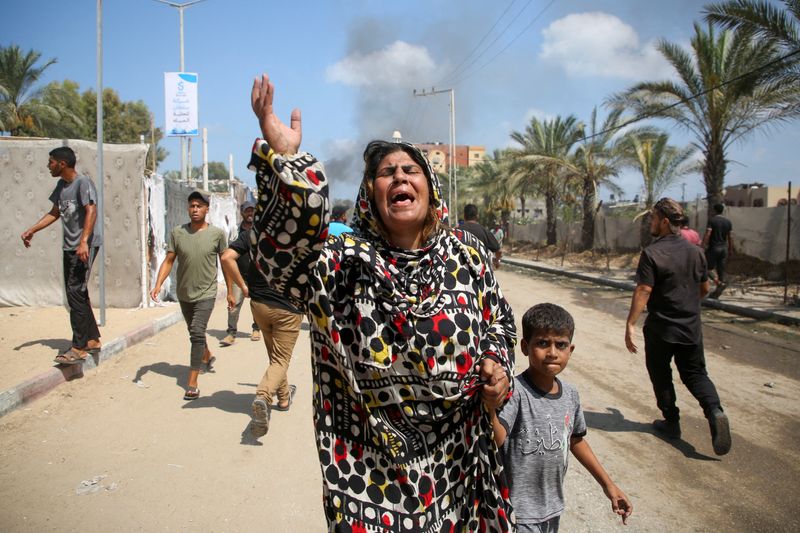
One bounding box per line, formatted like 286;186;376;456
221;225;303;437
703;203;733;299
625;197;731;456
151;191;226;401
459;204;502;268
21;147;103;365
221;201;260;346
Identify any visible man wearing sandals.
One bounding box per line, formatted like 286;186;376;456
21;147;103;365
151;191;226;400
221;224;303;437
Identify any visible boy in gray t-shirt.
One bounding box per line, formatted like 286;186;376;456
488;303;632;532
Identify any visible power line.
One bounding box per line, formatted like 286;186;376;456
436;0;524;86
447;0;557;87
490;46;800;161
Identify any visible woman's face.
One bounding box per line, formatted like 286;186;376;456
372;150;430;248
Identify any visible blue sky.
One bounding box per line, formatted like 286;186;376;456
5;0;798;203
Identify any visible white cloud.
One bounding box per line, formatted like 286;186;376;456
539;12;673;80
326;41;437;88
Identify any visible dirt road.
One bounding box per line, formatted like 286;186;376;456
1;269;797;532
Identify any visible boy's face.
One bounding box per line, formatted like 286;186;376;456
522;329;574;378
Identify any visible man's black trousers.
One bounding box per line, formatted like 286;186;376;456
63;248;101;349
643;326;722;422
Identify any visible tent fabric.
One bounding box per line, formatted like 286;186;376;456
1;138;147;307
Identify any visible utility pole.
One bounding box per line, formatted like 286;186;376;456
413;87;457;213
154;0;206;183
96;0;106;325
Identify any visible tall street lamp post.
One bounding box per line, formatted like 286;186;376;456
154;0;206;183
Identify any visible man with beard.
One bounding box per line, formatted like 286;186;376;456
624;197;731;456
221;201;261;345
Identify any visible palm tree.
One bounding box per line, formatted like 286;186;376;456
609;23;800;215
704;0;799;51
509;115;584;245
560;108;626;250
0;45;58;135
621;130;698;247
462;149;516;228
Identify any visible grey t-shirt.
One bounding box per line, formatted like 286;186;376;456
48;175;103;251
497;373;587;525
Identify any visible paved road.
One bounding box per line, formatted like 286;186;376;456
1;269;797;532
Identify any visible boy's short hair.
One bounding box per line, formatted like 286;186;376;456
49;146;76;168
522;303;575;341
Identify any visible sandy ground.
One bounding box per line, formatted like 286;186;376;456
0;269;798;532
0;304;181;392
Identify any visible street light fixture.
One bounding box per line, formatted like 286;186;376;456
153;0;207;183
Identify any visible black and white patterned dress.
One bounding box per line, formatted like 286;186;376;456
248;140;517;532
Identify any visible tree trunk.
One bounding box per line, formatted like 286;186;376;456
703;139;726;221
545;193;557;245
639;212;652;249
580;177;595;251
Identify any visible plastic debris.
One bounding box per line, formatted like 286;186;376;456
76;474;107;495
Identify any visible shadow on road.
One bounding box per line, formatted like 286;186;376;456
14;337;70;351
181;389;252;415
133;362;185;387
585;407;718;461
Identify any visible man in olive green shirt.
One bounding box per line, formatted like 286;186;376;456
151;191;227;400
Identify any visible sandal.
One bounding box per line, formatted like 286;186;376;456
200;356;216;374
183;388;200;401
273;384;297;412
83;340;102;354
54;348;87;365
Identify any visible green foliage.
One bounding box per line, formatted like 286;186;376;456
609;22;800;212
0;44;57;135
0;44;167;170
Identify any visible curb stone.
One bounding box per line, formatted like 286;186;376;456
0;307;184;419
503;256;800;327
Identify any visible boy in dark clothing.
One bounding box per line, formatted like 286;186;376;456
703;203;734;298
221;201;261;345
488;303;632;532
459;203;502;268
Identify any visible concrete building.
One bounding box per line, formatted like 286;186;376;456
413;142;486;174
724;182;798;207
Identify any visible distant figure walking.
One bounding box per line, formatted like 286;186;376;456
703;203;734;298
326;204;352;236
679;215;701;246
150;191;226;400
21;147;103;365
459;203;502;269
221;201;261;346
625;198;731;456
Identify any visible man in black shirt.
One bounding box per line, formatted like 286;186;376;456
458;204;501;268
703;203;734;298
221;201;261;345
221;223;303;438
625;198;731;456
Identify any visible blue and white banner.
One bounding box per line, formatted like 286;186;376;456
164;72;199;136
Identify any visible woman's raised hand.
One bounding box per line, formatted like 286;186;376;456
251;74;302;155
